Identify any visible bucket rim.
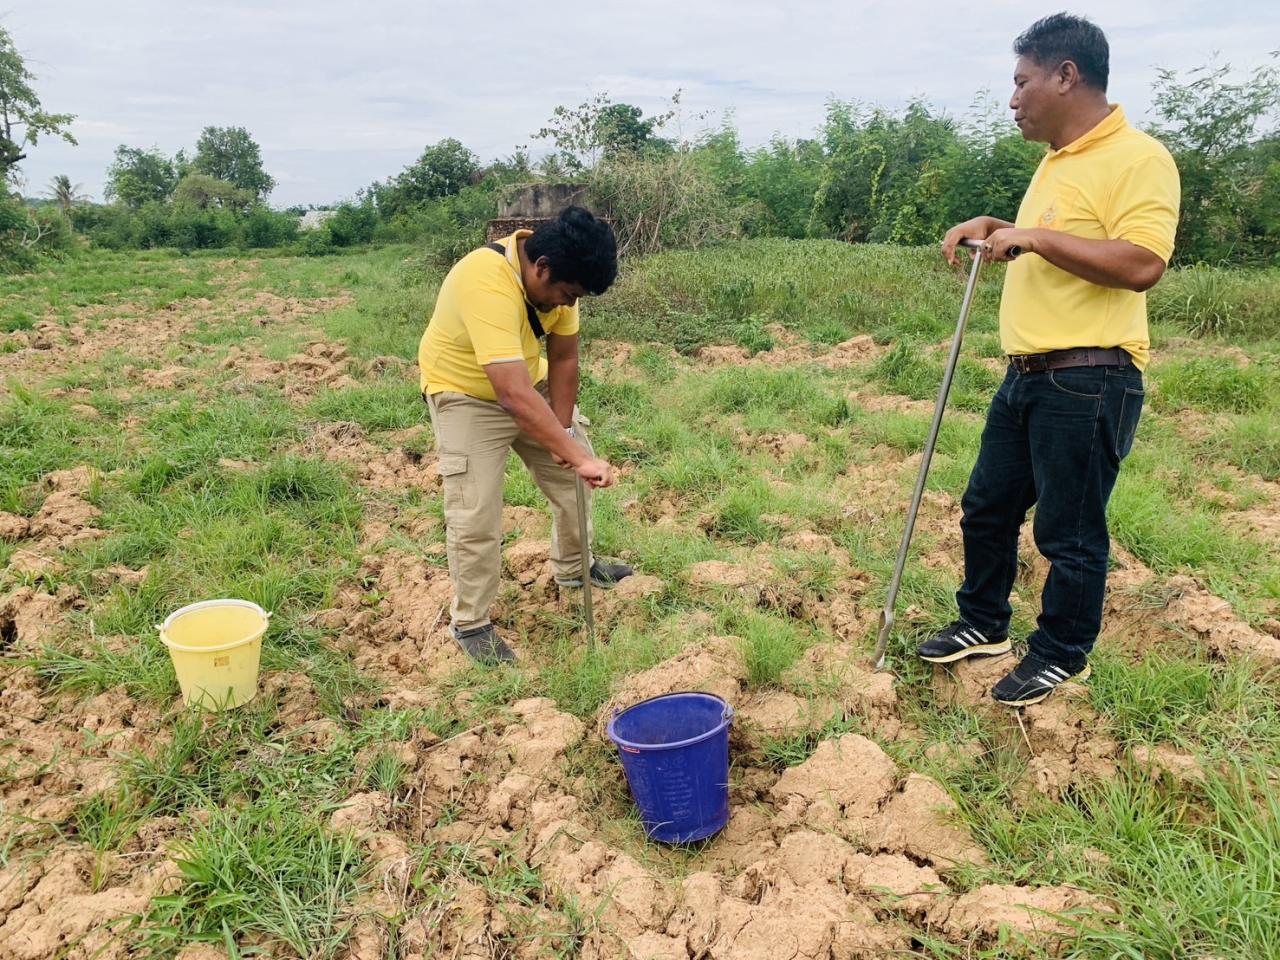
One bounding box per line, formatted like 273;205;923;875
606;690;734;753
158;598;271;654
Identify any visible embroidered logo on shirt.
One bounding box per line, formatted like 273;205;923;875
1040;201;1057;227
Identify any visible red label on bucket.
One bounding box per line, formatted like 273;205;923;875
621;745;641;754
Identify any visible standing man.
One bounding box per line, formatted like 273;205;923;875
420;206;632;665
917;14;1180;705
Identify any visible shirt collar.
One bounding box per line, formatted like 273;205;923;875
1051;104;1127;157
498;230;533;292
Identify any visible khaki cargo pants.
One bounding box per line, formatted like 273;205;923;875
425;380;593;631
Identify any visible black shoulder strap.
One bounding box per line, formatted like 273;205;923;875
482;241;546;339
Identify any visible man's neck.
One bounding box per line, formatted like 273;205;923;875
1050;99;1114;151
515;236;530;287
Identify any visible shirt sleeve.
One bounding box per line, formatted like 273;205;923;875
546;301;580;337
456;275;527;365
1105;153;1181;264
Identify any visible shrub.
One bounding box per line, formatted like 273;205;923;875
0;196;76;273
238;207;299;249
325;203;377;247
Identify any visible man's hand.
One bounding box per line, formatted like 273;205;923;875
981;227;1037;262
941;216;1014;266
551;426;577;467
576;457;614;488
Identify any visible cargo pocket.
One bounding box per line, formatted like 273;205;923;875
438;453;474;511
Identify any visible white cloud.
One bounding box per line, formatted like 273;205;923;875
7;0;1278;206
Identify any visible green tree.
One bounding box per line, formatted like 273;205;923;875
47;174;87;214
325;201;377;247
374;138;479;217
812;99;959;241
105;145;177;207
895;94;1042;244
740;136;825;238
596;103;671;158
193;126;275;201
0;25;76;183
535;92;676;172
1151;56;1280;263
173;172;255;212
1249;136;1280;254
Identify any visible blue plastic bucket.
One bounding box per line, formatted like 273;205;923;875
606;691;733;844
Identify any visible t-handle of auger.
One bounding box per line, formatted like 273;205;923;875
872;238;986;671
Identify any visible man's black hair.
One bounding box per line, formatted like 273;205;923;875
1014;13;1110;92
525;206;618;295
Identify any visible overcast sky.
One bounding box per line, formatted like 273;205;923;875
7;1;1278;208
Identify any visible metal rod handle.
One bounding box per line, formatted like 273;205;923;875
959;236;1021;258
872;245;985;670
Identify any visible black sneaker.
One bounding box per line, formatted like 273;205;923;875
555;559;634;589
917;620;1012;663
450;624;515;666
991;654;1090;707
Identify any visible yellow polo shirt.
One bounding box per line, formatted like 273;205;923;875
418;231;579;399
1001;105;1180;370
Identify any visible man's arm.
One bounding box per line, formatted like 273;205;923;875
983;228;1166;292
484;360;613;487
941;216;1015;266
545;332;579;428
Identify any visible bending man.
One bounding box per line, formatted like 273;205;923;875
420;206;632;665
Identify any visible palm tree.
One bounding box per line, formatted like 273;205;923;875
47;174;86;214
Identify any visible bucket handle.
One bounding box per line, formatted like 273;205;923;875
610;700;735;723
155;610;273;632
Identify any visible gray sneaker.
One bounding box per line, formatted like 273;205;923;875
555;559;634;589
450;624;515;665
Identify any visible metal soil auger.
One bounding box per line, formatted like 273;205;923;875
574;472;595;647
872;238;988;671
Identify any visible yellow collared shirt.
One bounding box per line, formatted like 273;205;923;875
418;230;579;400
1000;105;1180;370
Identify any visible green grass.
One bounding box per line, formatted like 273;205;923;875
1222;412;1280;481
588;238;1005;351
1088;651;1280;760
138;798;365;959
988;767;1280;959
724;608;811;689
1149;262;1280;340
872;340;1004;413
703;365;850;425
538;621;672;719
307;376;425;432
4;243;1280;959
1152;355;1278;415
1109;447;1280;616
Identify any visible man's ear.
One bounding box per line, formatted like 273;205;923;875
1056;59;1081;94
534;256;553;280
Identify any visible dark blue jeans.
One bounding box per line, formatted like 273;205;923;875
956;362;1144;667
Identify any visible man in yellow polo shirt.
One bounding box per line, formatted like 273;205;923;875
420;206;632;665
917;13;1180;705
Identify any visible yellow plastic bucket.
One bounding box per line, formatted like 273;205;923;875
158;599;270;710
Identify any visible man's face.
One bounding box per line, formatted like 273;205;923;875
1009;55;1061;144
525;258;586;313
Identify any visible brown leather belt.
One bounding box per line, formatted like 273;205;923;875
1008;347;1130;374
